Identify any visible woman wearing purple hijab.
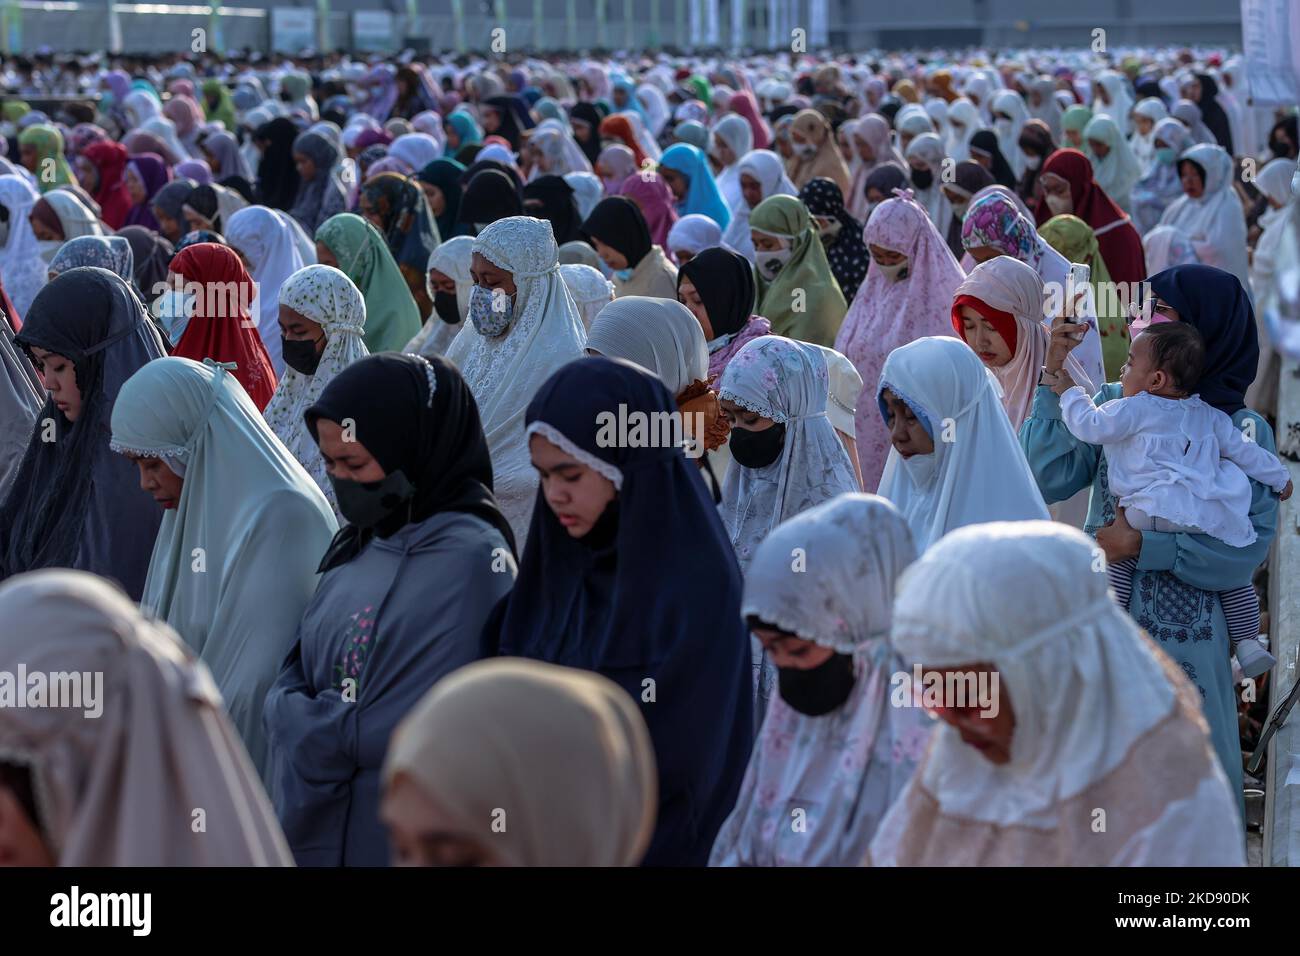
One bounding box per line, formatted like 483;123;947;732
122;153;171;230
361;65;398;122
175;159;213;185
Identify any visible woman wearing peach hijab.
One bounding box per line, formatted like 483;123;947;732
382;658;657;867
0;569;293;866
786;109;851;196
950;255;1049;431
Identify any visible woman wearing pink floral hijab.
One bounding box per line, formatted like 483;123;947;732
834;192;965;490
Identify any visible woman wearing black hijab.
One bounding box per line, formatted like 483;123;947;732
253;117;302;212
569;102;604;166
460;157;524;194
968;129;1017;189
676;247;769;381
1193;73;1233;156
523;174;582;245
0;268;167;600
265;352;517;866
482;95;534;152
581;196;678;298
458;169;523;234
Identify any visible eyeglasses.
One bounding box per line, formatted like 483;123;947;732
1126;297;1178;334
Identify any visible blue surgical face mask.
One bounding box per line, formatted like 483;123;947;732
468;284;516;337
153;290;195;345
1155;147;1177;165
613;266;635;282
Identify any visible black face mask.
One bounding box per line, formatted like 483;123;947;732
729;421;786;469
910;167;933;190
778;652;856;716
434;290;460;324
282;334;325;375
330;470;416;529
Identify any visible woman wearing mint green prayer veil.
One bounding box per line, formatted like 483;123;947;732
315;213;422;354
109;357;338;778
1020;264;1274;815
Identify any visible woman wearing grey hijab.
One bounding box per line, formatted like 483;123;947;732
289;129;349;234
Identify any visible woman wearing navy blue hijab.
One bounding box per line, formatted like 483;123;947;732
1022;264;1273;812
486;356;753;866
482;95;534;152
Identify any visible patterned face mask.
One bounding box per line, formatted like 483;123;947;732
468;283;516;337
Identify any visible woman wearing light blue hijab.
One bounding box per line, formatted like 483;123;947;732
443;111;483;156
109;356;338;777
659;142;732;230
612;75;648;124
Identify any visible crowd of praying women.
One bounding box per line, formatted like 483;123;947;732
0;42;1297;867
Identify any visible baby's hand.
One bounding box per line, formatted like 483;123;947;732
1281;479;1294;502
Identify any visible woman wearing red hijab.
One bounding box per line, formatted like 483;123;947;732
1034;148;1145;286
76;141;132;230
167;243;278;410
728;90;772;151
598;114;648;167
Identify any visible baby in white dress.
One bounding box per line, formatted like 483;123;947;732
1060;322;1292;678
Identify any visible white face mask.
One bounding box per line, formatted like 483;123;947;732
152;290;196;345
898;448;938;487
995;118;1013;138
37;239;62;264
756;247;792;280
950;198;970;219
874;259;909;282
794;142;817;160
1045;192;1073;215
818;220;842;241
1023;153;1042;170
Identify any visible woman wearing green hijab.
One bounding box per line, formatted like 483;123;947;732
749;194;846;347
202;78;239;131
1039;212;1129;380
108;357;338;777
315;213;422;354
1060;105;1093;151
17;125;75;192
687;75;712;112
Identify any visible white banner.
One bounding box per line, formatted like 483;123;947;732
1241;0;1300;106
271;8;316;53
704;0;719;46
352;10;394;52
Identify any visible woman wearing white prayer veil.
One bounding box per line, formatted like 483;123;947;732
666;213;723;266
867;520;1246;866
876;336;1049;553
564;171;604;221
723;149;798;262
1083;115;1142;213
990;90;1030;178
0;569;294;866
1129;98;1168;177
445;216;586;548
558;262;614;332
0;174;48;319
1159;144;1251;296
710;494;930;866
637;83;671;139
1091;69;1135;136
585;294;709;398
262;265;370;517
710;114;754;214
409;235;474;357
0;319;41;501
946;98;983;163
1171;100;1215;146
225;204;307;375
528;123;593;179
717;335;859;724
1247;157;1297;412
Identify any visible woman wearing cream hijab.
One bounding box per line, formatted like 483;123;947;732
382;658;657;867
0;569;293;866
786;109;851;197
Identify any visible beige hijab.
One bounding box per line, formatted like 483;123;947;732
786;109;852;197
954;255;1048;431
0;570;293;866
384;658;657;866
